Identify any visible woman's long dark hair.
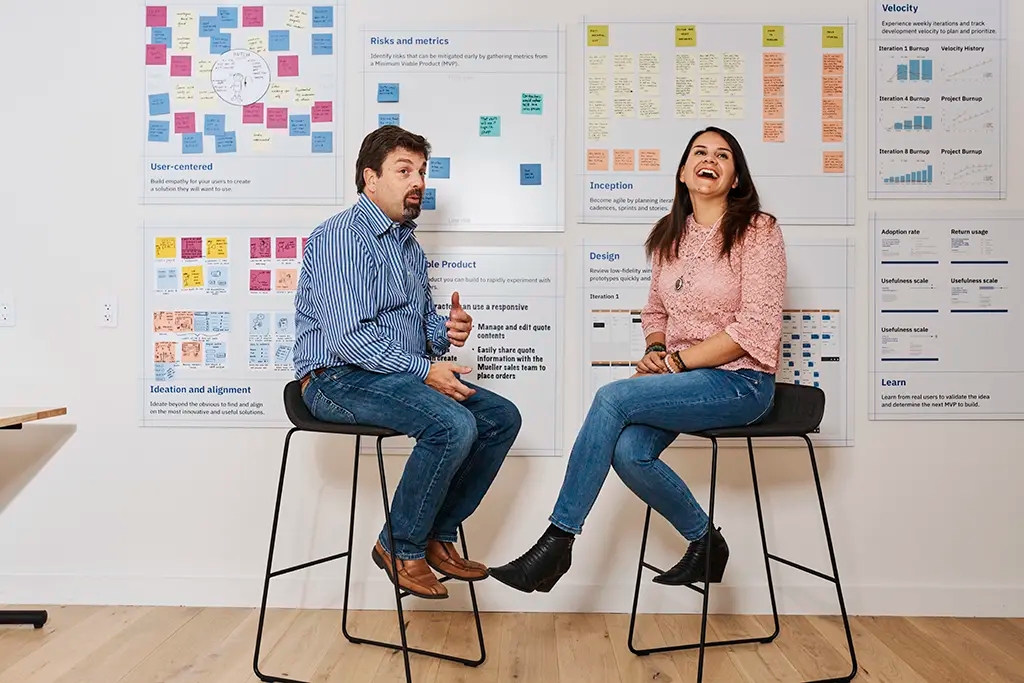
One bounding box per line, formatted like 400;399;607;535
644;126;773;263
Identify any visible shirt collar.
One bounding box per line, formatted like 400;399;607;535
356;193;417;237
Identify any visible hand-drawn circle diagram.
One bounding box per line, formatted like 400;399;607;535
211;49;271;106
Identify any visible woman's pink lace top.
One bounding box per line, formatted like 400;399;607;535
641;213;787;374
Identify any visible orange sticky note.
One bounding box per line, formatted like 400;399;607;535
763;121;785;143
181;341;202;364
763;75;784;98
173;310;194;332
153;341;176;363
587;149;609;171
762;52;785;75
613;149;635;171
822;120;843;142
763;97;784;119
822;53;844;75
822;75;843;97
275;268;297;291
153;311;174;332
823;151;844;173
821;98;842;120
638;149;660;171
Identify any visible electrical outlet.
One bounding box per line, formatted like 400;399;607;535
0;299;13;327
98;297;118;328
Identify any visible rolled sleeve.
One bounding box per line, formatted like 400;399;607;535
724;216;787;369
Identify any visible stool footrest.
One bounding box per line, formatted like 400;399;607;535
632;631;777;657
269;551;349;579
767;553;836;584
343;633;484;667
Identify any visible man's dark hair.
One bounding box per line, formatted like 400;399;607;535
354;125;431;193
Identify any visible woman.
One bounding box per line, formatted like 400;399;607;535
489;127;786;593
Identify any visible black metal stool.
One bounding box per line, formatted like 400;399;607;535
626;382;858;683
253;380;486;683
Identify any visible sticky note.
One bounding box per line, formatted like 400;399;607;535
289;114;311;136
148;120;170;142
763;97;784;119
312;33;333;55
154;342;176;363
147;6;168;26
763;52;785;75
822;151;844;174
146;44;167;65
182;341;202;364
429;157;451;179
822;120;843;143
587;25;609;47
378;113;400;127
153;311;174;332
276;237;297;259
762;25;785;47
267;107;288;128
174;111;196;133
519;163;542;186
294;86;315;103
250;237;271;259
181;265;204;288
170;55;191;77
151;26;172;46
268;29;290;51
217;6;238;28
176;35;194;53
216;131;237;153
613;149;634;171
311;101;332;123
243;102;264;123
204;341;226;365
421;188;436;210
311;131;332;153
822;26;844;48
204;237;227;259
203;113;225;135
149;93;170;115
242;6;264;26
377;83;399;103
823;53;844;75
312;6;333;27
278;55;299;77
821;98;842;120
521;93;543;115
286;8;309;28
252;131;272;149
156;267;179;290
586;149;608;171
199;16;220;37
639;149;660;171
675;25;697;47
155;237;177;258
249;269;271;291
180;237;203;259
182;132;203;153
763;120;785;143
479;115;500;136
210;33;231;54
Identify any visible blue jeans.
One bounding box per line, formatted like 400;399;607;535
303;365;522;560
550;368;775;541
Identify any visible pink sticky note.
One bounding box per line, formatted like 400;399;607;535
249;269;272;292
146;5;168;26
242;102;264;124
276;237;298;259
242;6;264;26
174;112;196;133
250;237;272;259
180;237;203;260
145;43;167;65
277;55;299;77
266;107;288;129
311;101;332;123
170;55;192;77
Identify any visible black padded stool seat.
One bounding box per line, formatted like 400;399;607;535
627;382;857;683
254;380;486;683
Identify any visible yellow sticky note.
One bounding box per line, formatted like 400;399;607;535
252;132;272;150
675;25;697;48
181;265;204;288
762;25;785;47
206;237;228;259
294;86;315;104
155;237;177;259
822;26;844;48
247;35;266;53
587;24;609;47
175;35;194;53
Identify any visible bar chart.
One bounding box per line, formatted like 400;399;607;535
896;58;933;82
892;114;933;131
881;163;933;185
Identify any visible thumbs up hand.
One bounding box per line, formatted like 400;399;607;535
445;291;473;347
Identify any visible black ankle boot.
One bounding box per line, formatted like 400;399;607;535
488;528;575;593
653;526;729;586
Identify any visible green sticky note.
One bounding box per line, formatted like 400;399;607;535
822;26;844;48
762;25;785;47
587;24;609;47
479;115;501;136
521;93;543;115
675;24;696;47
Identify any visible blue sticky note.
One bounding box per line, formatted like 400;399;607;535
199;16;220;37
215;131;237;153
479;115;501;136
289;114;311;136
377;83;399;103
149;93;170;115
148;120;170;142
312;6;333;27
249;344;269;365
312;33;333;55
520;163;542;185
210;33;231;54
312;131;333;153
204;113;225;135
182;132;203;154
217;6;238;28
521;93;543;114
151;26;172;46
268;30;290;51
421;188;436;210
154;363;175;381
429;157;450;179
378;113;400;127
156;267;179;290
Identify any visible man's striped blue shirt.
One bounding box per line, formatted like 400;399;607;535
293;193;450;381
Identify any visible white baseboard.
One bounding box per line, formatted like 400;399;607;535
1;574;1021;618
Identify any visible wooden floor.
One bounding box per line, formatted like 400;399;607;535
0;606;1021;682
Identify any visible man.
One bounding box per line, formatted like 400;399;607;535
293;125;522;600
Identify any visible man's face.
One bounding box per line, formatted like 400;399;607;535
363;147;427;222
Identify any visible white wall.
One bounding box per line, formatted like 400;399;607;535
1;0;1021;618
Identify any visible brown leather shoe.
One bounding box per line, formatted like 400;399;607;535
426;539;489;581
372;541;448;599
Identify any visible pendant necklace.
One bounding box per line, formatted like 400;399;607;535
674;219;719;292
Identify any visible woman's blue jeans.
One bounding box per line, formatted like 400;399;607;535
550;368;775;541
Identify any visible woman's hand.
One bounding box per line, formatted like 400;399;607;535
635;350;669;375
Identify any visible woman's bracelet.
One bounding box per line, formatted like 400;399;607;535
645;342;666;354
665;351;689;373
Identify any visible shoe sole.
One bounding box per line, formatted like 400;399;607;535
426;560;490;582
372;548;449;599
